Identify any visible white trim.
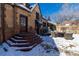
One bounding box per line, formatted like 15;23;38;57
48;21;56;25
15;3;31;12
30;3;38;12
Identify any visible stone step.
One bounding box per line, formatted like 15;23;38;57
4;42;36;51
14;36;23;39
10;38;29;43
7;40;30;45
18;34;36;37
4;32;42;51
11;44;32;47
33;36;40;40
6;40;32;47
13;37;23;40
15;43;37;51
23;36;39;40
3;42;10;49
3;42;16;50
15;34;37;38
13;36;33;40
9;39;29;43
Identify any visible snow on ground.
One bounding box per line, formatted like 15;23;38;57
52;34;79;56
0;36;60;56
1;34;79;56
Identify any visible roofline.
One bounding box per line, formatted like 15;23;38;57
15;3;31;12
30;3;43;17
42;17;48;21
8;3;43;17
47;21;56;26
30;3;38;12
38;3;43;18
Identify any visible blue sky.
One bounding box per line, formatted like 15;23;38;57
30;3;79;22
39;3;63;17
39;3;79;22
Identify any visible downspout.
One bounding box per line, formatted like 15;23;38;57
13;4;16;34
38;3;43;34
1;3;5;43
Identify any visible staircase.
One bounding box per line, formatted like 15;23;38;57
6;32;42;51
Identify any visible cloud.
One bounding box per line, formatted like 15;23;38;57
50;3;79;23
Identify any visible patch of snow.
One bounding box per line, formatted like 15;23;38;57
41;36;58;49
16;4;31;12
24;44;59;56
60;52;66;56
7;40;30;45
15;3;37;13
47;21;56;25
15;43;37;50
11;38;27;41
30;4;37;12
14;36;22;38
52;34;79;56
1;34;79;56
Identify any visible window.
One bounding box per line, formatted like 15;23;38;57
20;15;26;27
36;12;39;19
20;15;26;26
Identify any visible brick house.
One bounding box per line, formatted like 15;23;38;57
0;3;42;44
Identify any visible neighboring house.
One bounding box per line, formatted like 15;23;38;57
40;17;56;35
47;20;56;31
40;17;48;34
56;20;79;34
0;3;42;43
42;17;56;31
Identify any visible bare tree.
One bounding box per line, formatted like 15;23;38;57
51;3;79;24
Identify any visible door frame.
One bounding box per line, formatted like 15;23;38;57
20;14;28;33
1;4;5;43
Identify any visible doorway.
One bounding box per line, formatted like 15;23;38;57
20;14;28;33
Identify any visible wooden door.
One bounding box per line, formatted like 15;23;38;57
20;14;28;33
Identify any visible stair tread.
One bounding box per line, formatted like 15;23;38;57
3;42;17;50
11;38;28;41
4;33;42;51
3;42;10;48
7;40;30;45
14;43;37;49
14;36;23;38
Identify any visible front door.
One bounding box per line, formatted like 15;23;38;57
20;14;28;33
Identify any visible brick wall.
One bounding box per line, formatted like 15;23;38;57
4;4;14;41
0;3;42;43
